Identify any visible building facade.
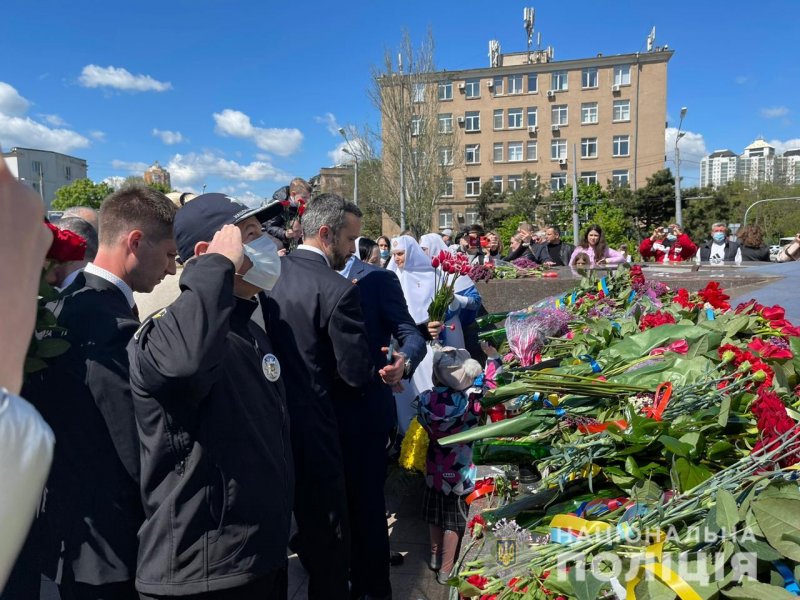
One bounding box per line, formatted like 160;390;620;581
700;139;800;188
1;147;88;209
381;45;672;231
143;160;171;189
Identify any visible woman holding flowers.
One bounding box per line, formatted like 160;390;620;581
569;223;626;267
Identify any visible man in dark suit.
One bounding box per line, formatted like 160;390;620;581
23;185;177;600
264;193;377;600
336;256;426;600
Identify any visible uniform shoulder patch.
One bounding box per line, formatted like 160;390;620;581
134;308;167;342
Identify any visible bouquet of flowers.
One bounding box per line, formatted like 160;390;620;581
278;196;306;250
427;250;472;323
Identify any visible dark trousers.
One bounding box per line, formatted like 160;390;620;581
59;576;138;600
293;470;351;600
341;431;391;599
137;567;288;599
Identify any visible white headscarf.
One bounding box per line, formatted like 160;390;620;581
420;233;452;259
387;235;436;324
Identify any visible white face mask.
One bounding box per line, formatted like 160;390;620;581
241;235;281;291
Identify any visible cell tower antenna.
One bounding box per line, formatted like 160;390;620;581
646;26;656;52
523;7;535;61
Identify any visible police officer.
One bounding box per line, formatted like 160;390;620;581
128;194;293;600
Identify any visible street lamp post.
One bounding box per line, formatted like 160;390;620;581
674;107;688;227
337;128;359;207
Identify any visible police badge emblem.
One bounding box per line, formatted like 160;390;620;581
262;354;281;382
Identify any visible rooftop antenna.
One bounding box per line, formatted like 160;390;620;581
397;52;403;74
646;26;656;52
537;31;541;52
523;7;535;62
488;39;501;67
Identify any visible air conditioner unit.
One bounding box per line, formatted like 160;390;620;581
551;124;560;132
457;116;465;125
527;125;538;134
559;159;568;166
611;84;621;93
547;90;556;99
487;80;494;88
458;82;466;90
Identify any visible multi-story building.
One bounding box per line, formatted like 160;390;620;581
1;146;88;209
143;160;171;188
381;43;672;230
699;139;800;188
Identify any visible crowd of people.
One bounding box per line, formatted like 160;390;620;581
3;149;800;600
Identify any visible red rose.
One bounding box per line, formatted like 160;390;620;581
748;338;793;360
760;305;786;321
697;281;730;310
46;222;87;262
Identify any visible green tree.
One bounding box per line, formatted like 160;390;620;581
496;214;527;249
474;181;504;229
630;169;676;231
506;171;541;221
52;178;114;210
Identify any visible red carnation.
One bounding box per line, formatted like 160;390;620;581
46;222;87;262
751;387;800;467
639;310;676;331
697;281;730;310
673;288;696;309
466;574;489;590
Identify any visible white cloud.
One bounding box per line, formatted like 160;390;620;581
665;127;708;163
166;151;290;189
327;136;370;165
761;106;790;119
102;176;127;189
768;138;800;155
41;113;67;127
152;128;185;145
213;109;302;156
235;190;265;208
735;75;749;85
79;64;172;93
315;112;342;136
0;81;30;116
111;159;149;173
89;130;106;142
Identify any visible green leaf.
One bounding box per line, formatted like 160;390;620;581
725;315;752;337
738;537;783;561
659;435;692;458
672;457;713;492
634;576;676;600
35;337;70;359
715;489;740;534
722;579;799;599
24;355;48;374
568;568;605;600
679;432;704;459
717;395;731;427
626;456;643;479
707;440;734;461
631;479;663;503
751;496;800;561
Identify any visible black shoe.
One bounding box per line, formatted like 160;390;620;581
389;551;404;566
428;553;441;571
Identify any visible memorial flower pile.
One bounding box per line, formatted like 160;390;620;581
442;264;800;599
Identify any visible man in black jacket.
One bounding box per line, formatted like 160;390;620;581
264;178;311;251
264;193;376;600
699;222;742;263
128;194;292;599
23;185;177;600
528;225;574;266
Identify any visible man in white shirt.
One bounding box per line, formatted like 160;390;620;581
699;222;742;264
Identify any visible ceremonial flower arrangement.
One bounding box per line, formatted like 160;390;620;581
438;264;800;599
428;250;473;323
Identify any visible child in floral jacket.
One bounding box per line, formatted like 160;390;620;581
417;345;502;584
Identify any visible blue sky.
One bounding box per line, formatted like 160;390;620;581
1;0;798;204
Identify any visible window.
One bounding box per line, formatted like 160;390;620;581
527;73;538;93
581;102;598;124
527;107;538;127
465;177;481;196
551;173;567;191
438;113;453;134
492;175;504;192
438;81;453;101
582;67;598;89
465;111;480;132
439;147;454;166
411;116;422;136
508;108;523;129
65;166;72;180
508;142;523;162
612;100;630;122
551;104;568;126
508;175;523;191
413;83;426;103
493;142;504;163
526;141;538;161
465;209;480;225
439;209;453;229
465;79;480;98
508;74;523;94
613;65;631;86
32;161;43;174
493;109;504;130
550;70;568;91
581;172;598;185
612;169;630;186
551;139;567;160
581;137;598;158
492;76;504;95
465;144;481;164
440;178;454;197
613;135;630;157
